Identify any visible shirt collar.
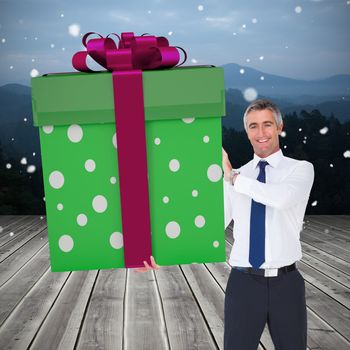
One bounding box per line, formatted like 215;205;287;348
252;149;284;169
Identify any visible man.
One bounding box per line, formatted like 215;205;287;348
136;98;314;349
222;99;314;349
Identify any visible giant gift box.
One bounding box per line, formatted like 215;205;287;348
31;32;226;271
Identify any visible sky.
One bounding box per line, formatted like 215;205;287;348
0;0;350;86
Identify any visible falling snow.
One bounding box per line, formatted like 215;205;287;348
9;232;14;237
50;43;55;48
30;69;39;77
259;56;264;60
311;200;317;207
168;31;173;36
27;165;36;173
319;127;328;135
24;117;27;122
60;13;64;18
330;164;334;168
6;163;12;169
295;6;303;14
68;24;80;37
243;88;258;102
252;18;258;24
1;38;6;44
246;58;250;62
239;68;245;74
9;66;13;70
280;131;287;138
20;157;27;165
299;128;302;132
343;150;350;158
260;76;265;80
198;5;204;11
242;24;246;29
191;58;198;63
0;226;3;233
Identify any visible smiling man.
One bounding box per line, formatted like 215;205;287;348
222;99;314;350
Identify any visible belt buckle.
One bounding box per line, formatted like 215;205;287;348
264;268;278;277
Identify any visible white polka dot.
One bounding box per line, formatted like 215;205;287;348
182;117;195;124
57;203;64;211
163;196;169;204
77;214;88;226
169;159;180;172
110;177;117;184
110;232;123;249
59;235;74;252
85;159;96;172
165;221;181;239
192;190;199;197
92;195;108;213
203;136;210;143
112;133;117;149
207;164;222;182
195;215;206;228
67;124;83;143
213;241;219;248
49;170;65;189
43;125;54;134
154;137;161;145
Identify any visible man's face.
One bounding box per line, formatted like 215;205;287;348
246;109;283;158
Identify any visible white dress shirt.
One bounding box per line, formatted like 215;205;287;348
224;149;314;268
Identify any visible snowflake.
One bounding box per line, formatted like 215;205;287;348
239;68;245;74
252;18;258;24
191;58;198;64
30;69;39;77
295;6;302;14
198;5;204;11
319;127;328;135
68;24;80;37
311;200;317;207
243;88;258;102
280;131;287;138
343;150;350;158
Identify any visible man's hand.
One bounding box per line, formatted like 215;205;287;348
222;147;233;181
134;256;160;272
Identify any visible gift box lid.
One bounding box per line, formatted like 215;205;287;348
31;66;225;127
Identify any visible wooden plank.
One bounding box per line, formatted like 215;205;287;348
305;281;350;342
123;269;169;350
300;231;350;262
301;241;350;276
303;226;350;249
76;269;126;350
0;215;24;232
306;218;350;238
181;264;224;349
155;265;218;349
0;244;51;326
301;252;350;289
307;308;350;350
298;262;350;309
0;229;48;287
29;270;98;349
0;218;47;262
0;216;35;244
0;269;70;350
308;215;350;232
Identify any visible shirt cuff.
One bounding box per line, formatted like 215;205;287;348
233;174;254;195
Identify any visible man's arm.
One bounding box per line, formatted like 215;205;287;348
232;161;314;210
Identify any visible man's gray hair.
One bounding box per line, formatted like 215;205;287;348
243;99;283;132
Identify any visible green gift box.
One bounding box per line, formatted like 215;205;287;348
31;66;226;271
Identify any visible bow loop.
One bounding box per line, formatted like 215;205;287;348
72;31;185;72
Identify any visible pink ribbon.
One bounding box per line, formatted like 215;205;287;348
72;32;185;268
72;31;185;72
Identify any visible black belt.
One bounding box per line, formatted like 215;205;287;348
232;263;296;277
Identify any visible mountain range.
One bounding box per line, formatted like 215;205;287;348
0;64;349;159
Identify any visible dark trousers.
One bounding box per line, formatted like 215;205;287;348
224;268;307;350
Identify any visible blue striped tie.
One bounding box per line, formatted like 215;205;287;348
249;160;269;269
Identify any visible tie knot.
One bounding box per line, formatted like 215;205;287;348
258;160;269;170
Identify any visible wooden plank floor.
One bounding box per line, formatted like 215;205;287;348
0;215;349;350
